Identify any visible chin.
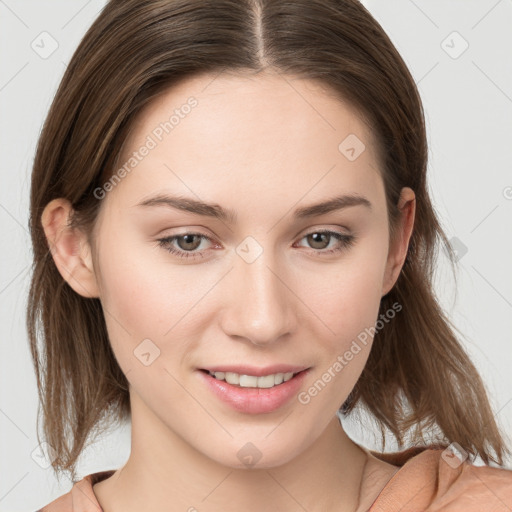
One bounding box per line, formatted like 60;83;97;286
205;438;306;471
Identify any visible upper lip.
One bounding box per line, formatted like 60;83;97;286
200;364;310;377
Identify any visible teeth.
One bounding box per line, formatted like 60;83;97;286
209;371;296;388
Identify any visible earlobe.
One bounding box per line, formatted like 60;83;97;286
381;187;416;297
41;198;100;298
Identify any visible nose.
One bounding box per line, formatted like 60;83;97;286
219;248;297;347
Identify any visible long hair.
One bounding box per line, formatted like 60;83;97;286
27;0;511;483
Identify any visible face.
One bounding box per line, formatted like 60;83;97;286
71;71;409;468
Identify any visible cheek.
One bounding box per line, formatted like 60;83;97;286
298;263;384;412
303;239;388;343
96;231;187;327
94;234;217;368
296;236;388;406
93;235;167;358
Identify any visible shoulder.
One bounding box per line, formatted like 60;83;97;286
432;452;512;510
369;445;512;511
36;470;115;512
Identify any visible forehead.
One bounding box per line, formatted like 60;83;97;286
106;71;383;214
123;70;377;160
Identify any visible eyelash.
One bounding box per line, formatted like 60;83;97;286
156;229;356;260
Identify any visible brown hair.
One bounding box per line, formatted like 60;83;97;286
27;0;511;483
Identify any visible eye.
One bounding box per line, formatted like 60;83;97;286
295;229;356;256
156;229;356;260
156;233;213;259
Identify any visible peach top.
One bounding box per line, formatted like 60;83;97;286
37;445;512;511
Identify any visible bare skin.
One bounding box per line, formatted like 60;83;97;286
42;70;414;512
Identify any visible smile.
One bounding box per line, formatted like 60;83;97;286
206;370;297;389
198;368;310;414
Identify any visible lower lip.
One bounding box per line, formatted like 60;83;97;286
197;369;310;414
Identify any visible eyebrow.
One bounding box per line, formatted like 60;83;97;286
134;193;372;223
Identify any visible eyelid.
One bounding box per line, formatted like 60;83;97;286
297;224;351;237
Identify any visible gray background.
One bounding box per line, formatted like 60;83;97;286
1;0;511;510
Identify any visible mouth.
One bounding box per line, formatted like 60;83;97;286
199;368;308;389
197;367;311;414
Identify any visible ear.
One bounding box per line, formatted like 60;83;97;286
41;198;100;298
381;187;416;297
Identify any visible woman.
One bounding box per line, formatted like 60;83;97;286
29;0;512;510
